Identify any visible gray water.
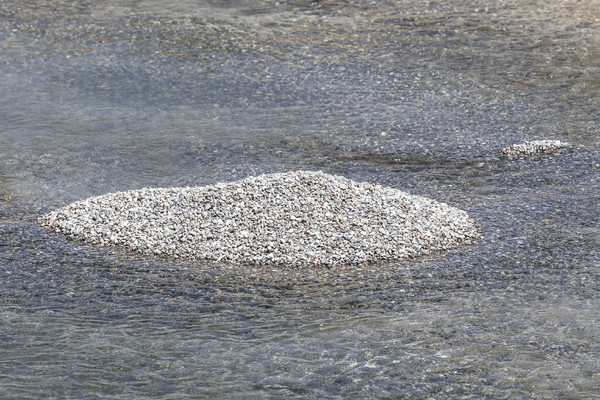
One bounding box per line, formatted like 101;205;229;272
1;0;599;398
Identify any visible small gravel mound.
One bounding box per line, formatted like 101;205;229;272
499;140;570;157
40;171;480;267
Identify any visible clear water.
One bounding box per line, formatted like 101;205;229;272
1;0;599;398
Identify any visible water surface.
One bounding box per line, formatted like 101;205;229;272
1;0;599;398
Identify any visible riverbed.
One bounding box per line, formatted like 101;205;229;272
1;0;599;398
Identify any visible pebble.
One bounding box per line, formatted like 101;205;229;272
40;171;480;267
499;140;570;157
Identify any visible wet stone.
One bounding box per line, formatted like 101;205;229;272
40;171;480;268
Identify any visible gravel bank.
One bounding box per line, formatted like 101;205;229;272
499;140;570;157
41;171;480;267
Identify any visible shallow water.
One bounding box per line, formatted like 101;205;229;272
1;0;599;398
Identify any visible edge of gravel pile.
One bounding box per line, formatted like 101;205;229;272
40;171;480;267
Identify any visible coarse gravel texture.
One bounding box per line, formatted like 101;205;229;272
499;140;571;157
40;171;480;267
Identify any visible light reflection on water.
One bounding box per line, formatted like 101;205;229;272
1;0;599;397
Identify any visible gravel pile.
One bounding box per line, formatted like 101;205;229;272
499;140;570;157
41;171;480;267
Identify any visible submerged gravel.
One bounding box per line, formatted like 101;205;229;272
41;171;479;267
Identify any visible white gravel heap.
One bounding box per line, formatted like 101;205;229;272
499;140;570;157
41;171;479;267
